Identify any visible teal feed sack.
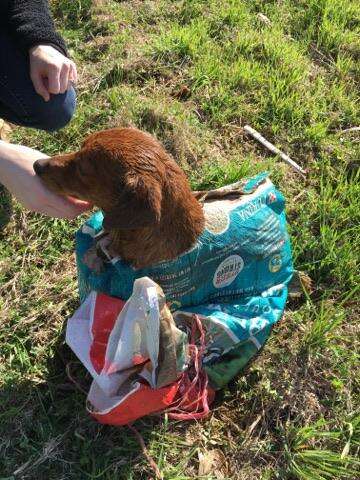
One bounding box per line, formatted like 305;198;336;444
75;173;294;389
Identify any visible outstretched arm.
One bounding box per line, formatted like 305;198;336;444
0;141;90;219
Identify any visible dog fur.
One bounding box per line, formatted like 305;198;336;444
34;128;205;268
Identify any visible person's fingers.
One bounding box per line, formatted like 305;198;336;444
50;194;92;219
72;203;92;215
33;186;83;219
69;61;78;85
40;203;80;219
47;64;61;95
30;71;50;102
63;199;92;217
59;63;70;94
50;197;85;219
31;175;86;218
71;204;91;216
66;196;92;209
27;195;67;218
36;205;70;219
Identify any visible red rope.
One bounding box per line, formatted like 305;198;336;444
166;314;211;420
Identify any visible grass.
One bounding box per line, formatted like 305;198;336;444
1;0;359;478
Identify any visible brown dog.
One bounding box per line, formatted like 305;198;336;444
34;128;205;268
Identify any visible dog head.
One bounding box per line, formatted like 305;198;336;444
34;128;173;229
35;127;205;266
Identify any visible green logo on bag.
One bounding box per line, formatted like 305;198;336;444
269;254;282;273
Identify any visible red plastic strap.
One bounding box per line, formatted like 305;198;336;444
166;314;211;420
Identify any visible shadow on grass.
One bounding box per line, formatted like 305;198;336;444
0;324;173;479
0;316;200;480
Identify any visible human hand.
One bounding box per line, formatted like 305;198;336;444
0;141;90;219
29;44;78;102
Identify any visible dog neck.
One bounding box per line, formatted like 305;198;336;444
104;193;205;269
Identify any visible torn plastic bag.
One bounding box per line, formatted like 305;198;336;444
66;277;213;425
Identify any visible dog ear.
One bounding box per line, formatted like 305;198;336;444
103;174;162;230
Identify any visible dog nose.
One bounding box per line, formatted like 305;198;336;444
33;158;49;175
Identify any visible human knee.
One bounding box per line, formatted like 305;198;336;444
36;87;76;132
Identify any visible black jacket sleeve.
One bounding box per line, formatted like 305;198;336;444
6;0;68;55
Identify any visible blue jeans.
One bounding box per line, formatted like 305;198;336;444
0;30;76;132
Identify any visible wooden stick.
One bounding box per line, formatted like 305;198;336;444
339;126;360;134
257;13;271;26
66;362;88;395
127;424;163;479
243;125;307;175
193;180;245;201
193;188;242;202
